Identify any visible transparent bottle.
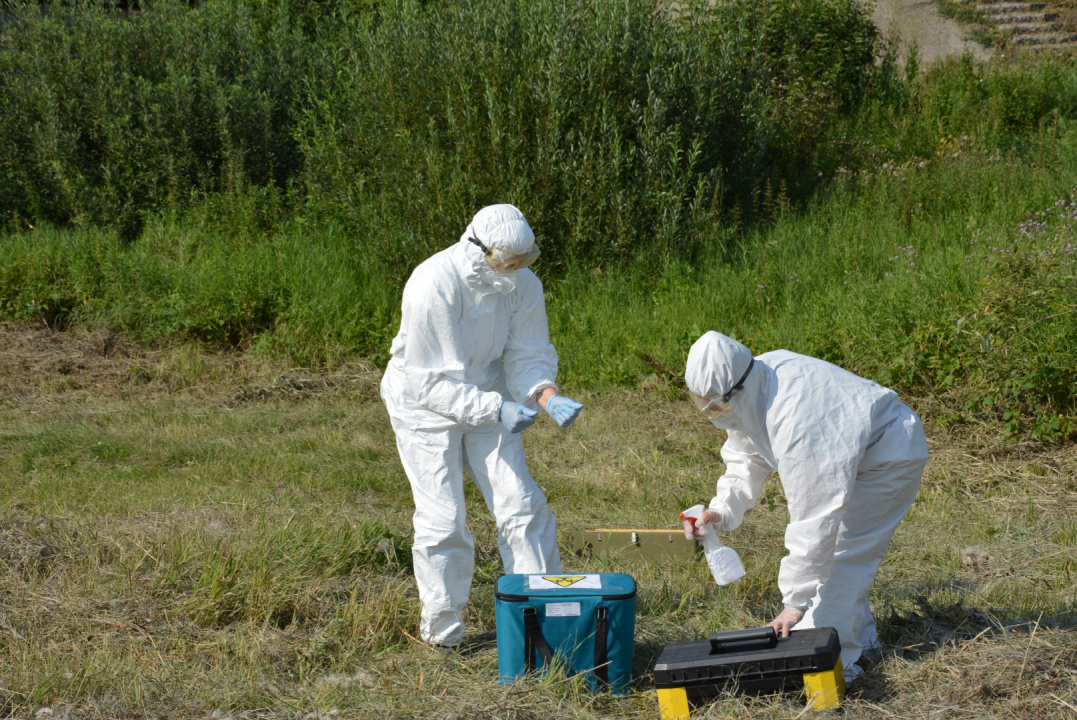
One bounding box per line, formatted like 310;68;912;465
681;504;746;586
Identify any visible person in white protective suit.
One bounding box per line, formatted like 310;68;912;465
681;331;929;683
380;204;583;650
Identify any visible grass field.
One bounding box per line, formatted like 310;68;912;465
1;326;1075;720
3;2;1077;716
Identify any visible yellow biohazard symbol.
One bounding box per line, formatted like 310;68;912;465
543;575;587;587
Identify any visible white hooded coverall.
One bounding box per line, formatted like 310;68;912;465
380;205;563;647
686;332;929;682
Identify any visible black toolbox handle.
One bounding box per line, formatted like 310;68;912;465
709;626;778;653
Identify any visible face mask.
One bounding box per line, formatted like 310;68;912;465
468;235;540;274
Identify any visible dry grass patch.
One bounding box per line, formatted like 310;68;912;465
0;325;381;410
1;329;1075;719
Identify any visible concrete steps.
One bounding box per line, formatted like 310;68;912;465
1012;31;1077;44
998;20;1062;33
981;1;1046;10
990;12;1059;24
973;0;1077;50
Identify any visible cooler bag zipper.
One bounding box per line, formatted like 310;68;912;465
495;590;637;602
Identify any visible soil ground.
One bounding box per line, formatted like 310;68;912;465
1;325;1075;720
871;0;995;66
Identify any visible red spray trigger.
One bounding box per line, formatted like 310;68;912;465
681;503;707;523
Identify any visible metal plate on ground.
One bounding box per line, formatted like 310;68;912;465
571;529;700;564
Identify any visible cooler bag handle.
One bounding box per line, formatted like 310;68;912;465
593;606;609;689
522;607;553;672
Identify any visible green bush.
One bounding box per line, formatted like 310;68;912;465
295;0;886;270
961;199;1077;442
863;53;1077;162
740;0;880;110
0;221;286;345
4;3;1077;441
1;0;887;266
540;138;1077;445
0;0;309;232
0;203;398;357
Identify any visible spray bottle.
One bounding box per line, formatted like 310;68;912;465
681;504;746;586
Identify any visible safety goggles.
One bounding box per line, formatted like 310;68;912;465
691;392;731;418
468;235;540;274
690;358;755;418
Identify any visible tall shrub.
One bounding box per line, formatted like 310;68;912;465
1;0;885;260
0;0;309;235
297;0;884;274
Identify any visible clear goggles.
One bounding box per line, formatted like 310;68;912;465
469;235;540;274
691;392;731;418
689;358;755;418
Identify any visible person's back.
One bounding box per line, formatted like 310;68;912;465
748;350;905;475
683;331;928;684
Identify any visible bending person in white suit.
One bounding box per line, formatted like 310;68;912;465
682;331;928;683
380;204;582;649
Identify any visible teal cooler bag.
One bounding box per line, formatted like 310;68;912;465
495;573;636;694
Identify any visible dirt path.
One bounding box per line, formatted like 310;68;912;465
872;0;995;65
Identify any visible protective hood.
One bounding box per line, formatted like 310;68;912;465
685;332;768;434
458;204;536;294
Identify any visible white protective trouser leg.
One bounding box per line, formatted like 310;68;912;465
389;417;562;646
799;408;929;683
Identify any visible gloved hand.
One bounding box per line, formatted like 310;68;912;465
683;510;724;540
545;394;583;428
500;401;539;434
766;606;805;638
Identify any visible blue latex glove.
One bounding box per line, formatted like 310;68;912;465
500;401;539;434
545;394;583;428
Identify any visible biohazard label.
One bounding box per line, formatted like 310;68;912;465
527;574;602;590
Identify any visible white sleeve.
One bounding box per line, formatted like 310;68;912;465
776;448;859;610
708;430;772;531
400;278;503;428
502;272;559;412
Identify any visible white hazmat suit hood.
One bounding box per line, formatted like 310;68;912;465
686;331;929;683
685;332;767;435
460;204;537;294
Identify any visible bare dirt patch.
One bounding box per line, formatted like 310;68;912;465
0;324;381;408
873;0;994;67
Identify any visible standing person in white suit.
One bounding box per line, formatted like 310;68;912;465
380;204;583;650
682;331;928;683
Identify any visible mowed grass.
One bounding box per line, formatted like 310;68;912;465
1;329;1075;719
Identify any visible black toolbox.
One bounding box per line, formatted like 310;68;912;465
653;627;846;719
